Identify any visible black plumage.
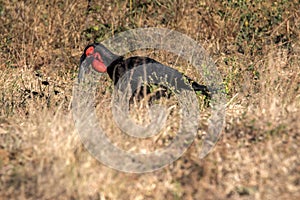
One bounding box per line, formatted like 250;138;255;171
79;43;210;99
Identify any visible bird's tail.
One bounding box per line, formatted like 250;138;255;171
191;82;211;98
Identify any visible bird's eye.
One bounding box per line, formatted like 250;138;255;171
85;46;94;56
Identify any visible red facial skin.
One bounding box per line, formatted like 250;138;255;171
85;46;107;73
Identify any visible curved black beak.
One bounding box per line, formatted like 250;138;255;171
78;56;94;83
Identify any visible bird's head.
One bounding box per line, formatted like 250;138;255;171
78;43;119;82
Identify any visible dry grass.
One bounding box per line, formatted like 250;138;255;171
0;0;300;199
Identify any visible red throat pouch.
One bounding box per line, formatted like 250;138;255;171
92;52;107;73
92;59;107;73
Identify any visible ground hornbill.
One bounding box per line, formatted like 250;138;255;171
78;43;210;100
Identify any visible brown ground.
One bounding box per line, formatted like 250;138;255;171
0;0;299;199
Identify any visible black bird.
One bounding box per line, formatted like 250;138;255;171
78;43;210;99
